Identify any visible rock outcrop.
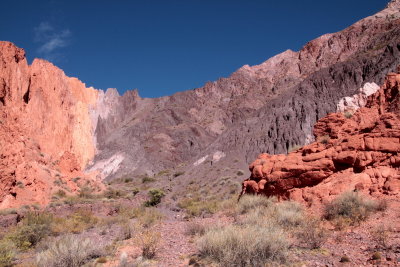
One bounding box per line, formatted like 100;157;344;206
0;42;103;208
241;69;400;204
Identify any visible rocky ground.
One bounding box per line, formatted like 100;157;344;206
0;187;398;267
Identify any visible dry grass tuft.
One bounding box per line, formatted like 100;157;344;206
36;234;103;267
198;224;289;266
324;191;380;226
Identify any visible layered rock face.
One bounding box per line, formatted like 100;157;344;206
241;70;400;204
92;1;400;179
0;42;103;208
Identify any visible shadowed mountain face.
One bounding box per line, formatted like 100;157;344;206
1;1;400;208
90;1;400;180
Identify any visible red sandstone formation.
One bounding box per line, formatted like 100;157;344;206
241;69;400;204
0;42;103;208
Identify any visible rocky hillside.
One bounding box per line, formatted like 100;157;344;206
91;0;400;180
242;69;400;205
1;1;400;208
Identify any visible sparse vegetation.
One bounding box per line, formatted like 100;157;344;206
370;224;391;249
236;170;244;176
343;111;353;118
6;212;53;250
318;135;330;145
144;188;165;207
324;191;380;226
198;196;316;266
78;186;94;199
134;227;160;259
51;209;99;234
142;176;156;183
36;234;103;267
137;207;163;228
178;196;218;217
185;221;207;236
339;255;351;263
237;195;275;214
371;251;381;261
198;224;289;266
296;217;327;249
173;171;185;178
55;189;66;198
103;188;126;199
0;240;15;267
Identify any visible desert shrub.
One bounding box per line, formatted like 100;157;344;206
376;198;388;211
142;176;156;183
318;135;330;145
7;212;53;250
157;169;170;176
343;111;353;119
324;191;379;225
51;210;98;234
144;189;165;207
237;195;275;214
0;209;17;216
123;177;133;183
134;228;160;259
97;256;108;263
370;224;391;249
236;170;244;176
339;255;350;262
173;171;185;178
240;201;305;231
185;221;207;236
273;201;305;229
132;187;140;196
55;189;66;198
118;220;134;240
103;188;126;199
178;197;218;217
0;240;15;267
198;224;289;266
78;186;94;199
137;208;163;228
36;234;103;267
371;252;381;260
296;217;327;249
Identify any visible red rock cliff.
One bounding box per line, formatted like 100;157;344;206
241;68;400;205
0;41;103;208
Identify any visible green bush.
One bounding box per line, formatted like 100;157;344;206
324;191;379;225
145;189;165;207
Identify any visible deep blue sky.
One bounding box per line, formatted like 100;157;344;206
1;0;390;98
